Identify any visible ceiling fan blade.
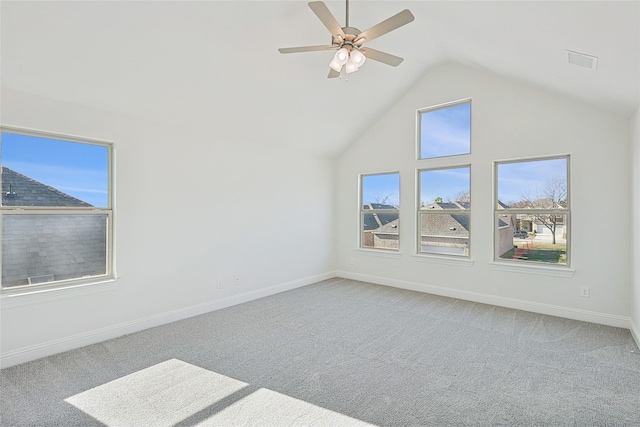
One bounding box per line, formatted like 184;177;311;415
308;1;346;39
355;9;414;44
328;68;340;78
360;47;404;67
278;45;336;54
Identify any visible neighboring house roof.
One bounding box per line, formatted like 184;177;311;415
367;203;398;210
421;213;469;237
420;201;470;237
375;218;399;235
362;204;399;231
423;201;470;210
1;166;92;207
1;167;104;287
495;201;516;228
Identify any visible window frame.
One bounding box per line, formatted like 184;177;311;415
493;154;571;268
359;171;400;252
0;125;115;294
416;98;472;160
416;165;471;258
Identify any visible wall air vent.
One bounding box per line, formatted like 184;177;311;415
567;50;598;70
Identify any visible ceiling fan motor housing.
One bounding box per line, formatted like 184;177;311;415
332;27;362;47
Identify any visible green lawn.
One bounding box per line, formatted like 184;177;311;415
501;241;567;264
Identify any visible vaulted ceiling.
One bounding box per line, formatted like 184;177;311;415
1;1;638;157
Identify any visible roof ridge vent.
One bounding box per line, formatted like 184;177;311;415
567;50;598;70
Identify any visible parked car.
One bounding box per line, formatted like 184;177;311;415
513;230;528;238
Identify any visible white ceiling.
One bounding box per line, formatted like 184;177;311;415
1;1;638;158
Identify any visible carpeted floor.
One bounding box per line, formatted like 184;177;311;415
2;278;639;426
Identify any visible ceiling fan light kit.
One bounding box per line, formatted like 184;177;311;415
329;46;366;73
279;0;414;78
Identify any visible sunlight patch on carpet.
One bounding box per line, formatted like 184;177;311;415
193;387;375;426
65;359;247;426
65;358;374;426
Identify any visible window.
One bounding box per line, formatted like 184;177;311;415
418;100;471;159
360;172;399;251
1;127;113;291
495;156;569;266
416;99;472;259
418;166;471;256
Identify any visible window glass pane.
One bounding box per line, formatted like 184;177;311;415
362;173;399;209
2;214;108;288
420;167;470;209
497;158;567;209
361;172;399;250
419;213;469;256
420;101;471;159
362;212;399;250
1;132;109;208
496;213;567;265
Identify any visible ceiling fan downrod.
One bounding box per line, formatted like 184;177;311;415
345;0;349;28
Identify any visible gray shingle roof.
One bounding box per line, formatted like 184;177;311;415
2;166;92;207
1;167;105;287
362;204;399;231
423;201;470;210
375;218;399;235
421;213;470;237
420;202;470;236
2;215;107;287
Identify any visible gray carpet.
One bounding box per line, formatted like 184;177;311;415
1;278;639;426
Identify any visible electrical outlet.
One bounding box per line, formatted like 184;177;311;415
217;280;222;289
580;286;589;298
350;257;355;265
235;276;240;286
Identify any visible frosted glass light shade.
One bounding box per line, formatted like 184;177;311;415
329;58;343;72
345;58;358;74
350;49;366;68
336;48;348;62
329;47;349;72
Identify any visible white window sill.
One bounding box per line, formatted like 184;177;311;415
1;278;118;309
412;254;474;267
489;262;575;278
355;248;401;259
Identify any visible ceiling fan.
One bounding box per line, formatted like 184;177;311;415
278;1;415;78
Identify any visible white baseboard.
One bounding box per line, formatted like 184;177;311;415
337;270;631;329
0;271;336;369
631;318;640;351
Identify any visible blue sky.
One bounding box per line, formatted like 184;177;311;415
1;132;109;207
497;158;567;204
420;167;470;205
420;102;471;159
362;173;400;206
364;159;566;209
363;100;566;208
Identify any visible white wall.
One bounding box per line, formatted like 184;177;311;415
631;108;640;347
336;63;632;326
0;89;336;367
